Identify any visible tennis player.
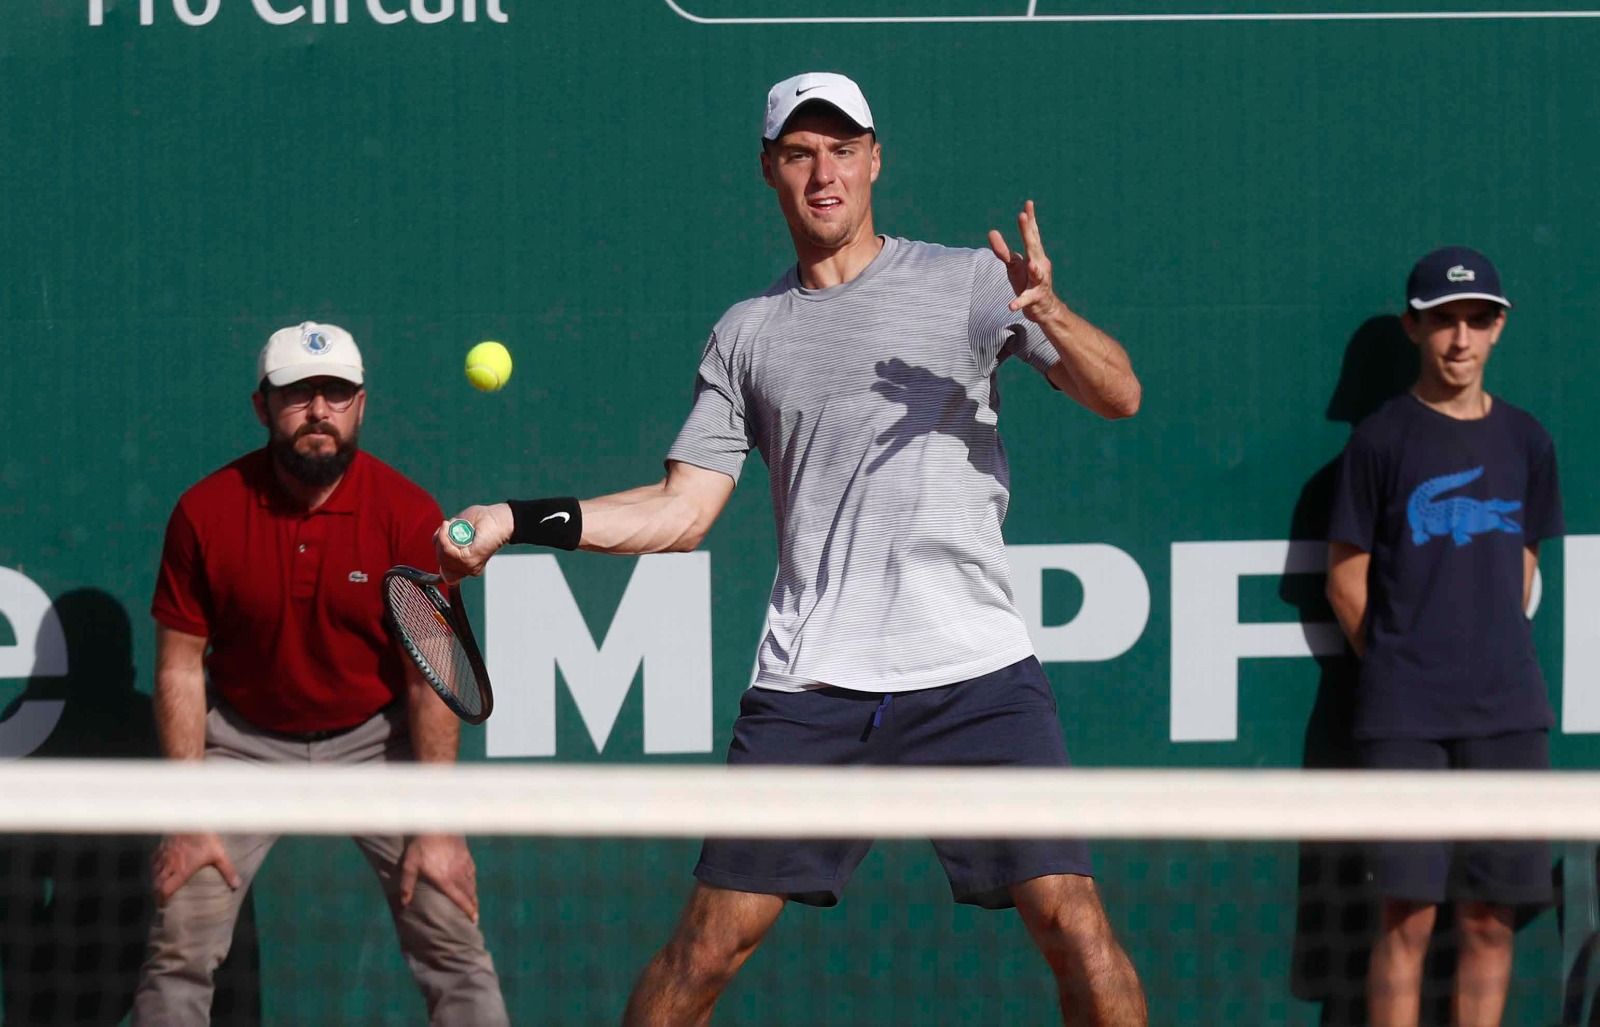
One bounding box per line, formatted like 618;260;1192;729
440;73;1146;1025
135;323;508;1026
1327;248;1563;1027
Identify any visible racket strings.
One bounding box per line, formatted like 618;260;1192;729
386;577;487;717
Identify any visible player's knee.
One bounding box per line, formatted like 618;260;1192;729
1022;877;1110;934
1379;900;1436;953
1024;901;1121;978
1457;905;1514;950
661;922;761;987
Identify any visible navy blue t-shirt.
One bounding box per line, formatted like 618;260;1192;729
1328;393;1563;741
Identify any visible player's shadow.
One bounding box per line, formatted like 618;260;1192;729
1282;315;1429;1026
867;358;997;478
0;589;261;1025
786;356;1001;607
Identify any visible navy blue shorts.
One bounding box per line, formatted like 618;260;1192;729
1357;730;1552;906
694;656;1094;909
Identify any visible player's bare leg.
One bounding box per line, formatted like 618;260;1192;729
1453;901;1514;1027
1368;898;1436;1026
1011;873;1147;1026
621;883;785;1027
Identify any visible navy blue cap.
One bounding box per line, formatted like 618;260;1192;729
1406;246;1511;311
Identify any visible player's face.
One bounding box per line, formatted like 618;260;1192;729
253;376;366;486
761;111;881;254
1404;299;1506;391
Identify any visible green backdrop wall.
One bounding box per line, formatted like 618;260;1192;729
4;2;1600;1023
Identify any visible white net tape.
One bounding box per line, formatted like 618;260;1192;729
0;761;1593;839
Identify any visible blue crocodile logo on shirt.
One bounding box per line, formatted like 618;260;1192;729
1407;466;1521;547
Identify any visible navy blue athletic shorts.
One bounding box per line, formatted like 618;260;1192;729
694;656;1094;909
1357;730;1552;906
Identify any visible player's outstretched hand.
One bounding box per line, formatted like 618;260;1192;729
435;503;514;583
399;833;480;923
151;831;242;904
987;199;1064;323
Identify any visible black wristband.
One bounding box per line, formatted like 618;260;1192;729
505;497;582;550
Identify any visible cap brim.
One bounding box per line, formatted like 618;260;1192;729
764;100;873;140
264;364;365;387
761;95;876;140
1408;292;1511;311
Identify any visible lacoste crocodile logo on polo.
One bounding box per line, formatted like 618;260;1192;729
348;571;369;583
1446;265;1476;283
1407;466;1521;547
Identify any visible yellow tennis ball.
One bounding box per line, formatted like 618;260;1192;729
465;340;512;392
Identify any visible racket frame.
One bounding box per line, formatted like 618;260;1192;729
382;565;494;725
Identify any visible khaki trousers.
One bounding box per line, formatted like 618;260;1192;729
131;702;508;1026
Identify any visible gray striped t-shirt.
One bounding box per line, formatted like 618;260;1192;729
667;236;1062;693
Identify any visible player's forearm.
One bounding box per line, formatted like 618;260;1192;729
474;491;705;555
443;469;727;579
578;482;715;555
1036;304;1141;419
406;663;460;763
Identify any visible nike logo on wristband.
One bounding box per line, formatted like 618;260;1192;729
541;512;570;524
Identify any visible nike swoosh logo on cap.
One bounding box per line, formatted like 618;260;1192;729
541;512;570;524
796;84;826;95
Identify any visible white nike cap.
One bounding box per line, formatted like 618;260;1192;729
762;72;875;141
257;321;365;387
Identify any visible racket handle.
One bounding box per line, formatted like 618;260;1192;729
446;518;477;547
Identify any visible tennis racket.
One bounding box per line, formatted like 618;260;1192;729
384;520;493;724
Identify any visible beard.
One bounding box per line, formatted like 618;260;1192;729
269;420;359;487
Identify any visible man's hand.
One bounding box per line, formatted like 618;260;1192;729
151;832;242;905
435;503;515;582
399;833;480;923
988;199;1140;419
988;199;1064;323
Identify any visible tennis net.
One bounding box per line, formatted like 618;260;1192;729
1;762;1596;1025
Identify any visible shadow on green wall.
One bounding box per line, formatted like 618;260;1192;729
1284;315;1423;1025
0;589;261;1026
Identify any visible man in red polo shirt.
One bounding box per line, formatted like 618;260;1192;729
132;322;508;1026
